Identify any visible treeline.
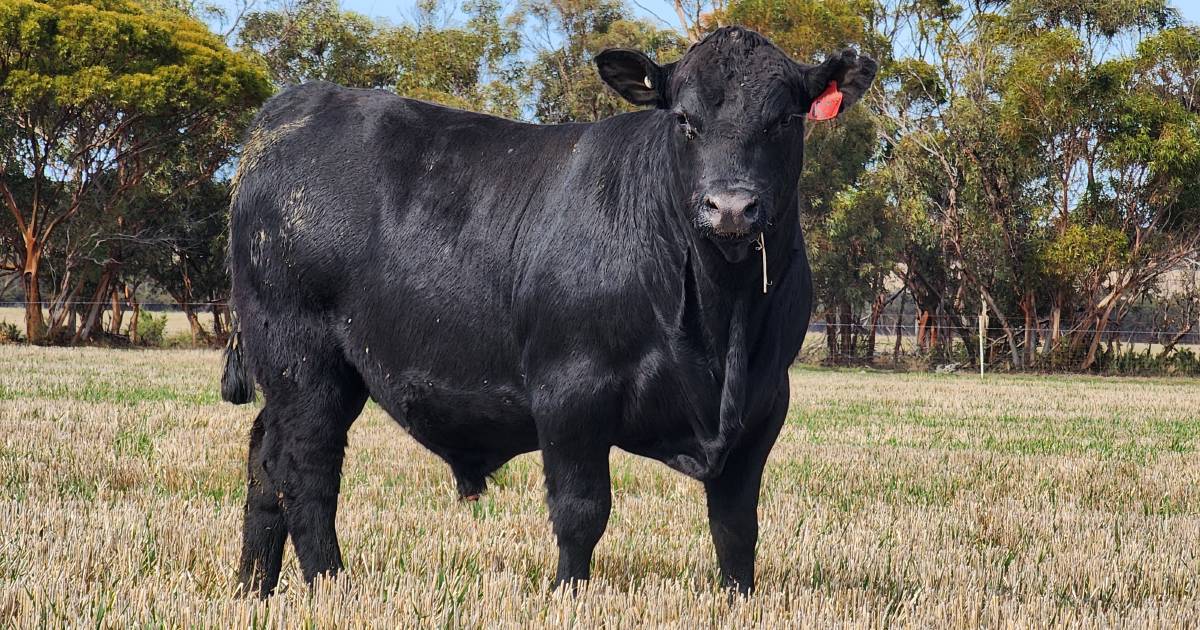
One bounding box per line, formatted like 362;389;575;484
1;0;1198;371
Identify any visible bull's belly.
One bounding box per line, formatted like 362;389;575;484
345;316;727;477
360;366;722;477
363;368;539;462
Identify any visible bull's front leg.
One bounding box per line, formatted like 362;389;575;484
704;382;788;594
534;383;617;588
541;440;611;586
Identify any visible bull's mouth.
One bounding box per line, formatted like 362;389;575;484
708;229;759;242
702;227;763;263
699;220;765;244
693;207;768;262
695;216;764;242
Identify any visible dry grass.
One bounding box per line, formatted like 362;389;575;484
1;346;1199;627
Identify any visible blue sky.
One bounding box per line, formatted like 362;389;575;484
330;0;684;29
1173;0;1200;23
329;0;1199;29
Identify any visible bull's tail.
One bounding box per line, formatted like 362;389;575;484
221;310;256;404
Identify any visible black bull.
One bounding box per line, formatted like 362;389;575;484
222;26;877;596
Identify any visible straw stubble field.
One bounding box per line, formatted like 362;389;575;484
0;346;1198;627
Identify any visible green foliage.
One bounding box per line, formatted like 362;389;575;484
239;0;390;87
810;184;904;310
135;312;167;347
726;0;870;61
1041;224;1130;288
0;322;22;344
1099;347;1200;377
0;0;269;122
522;0;685;123
885;58;946;110
239;0;525;117
163;330;196;348
1006;0;1177;37
0;0;270;341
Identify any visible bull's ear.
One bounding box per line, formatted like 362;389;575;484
800;49;878;120
595;49;670;108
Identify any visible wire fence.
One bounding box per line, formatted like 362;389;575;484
0;301;225;308
1;302;1197;376
800;319;1200;377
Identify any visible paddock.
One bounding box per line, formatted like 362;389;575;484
1;346;1197;626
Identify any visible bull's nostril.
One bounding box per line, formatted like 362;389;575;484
744;199;759;220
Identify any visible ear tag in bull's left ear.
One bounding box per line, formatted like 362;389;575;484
807;81;843;121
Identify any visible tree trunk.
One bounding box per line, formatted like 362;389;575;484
839;301;853;360
867;292;884;361
977;284;1023;369
47;275;84;340
184;306;204;346
1082;298;1121;370
21;262;45;343
74;266;114;344
1162;322;1195;354
211;302;225;338
893;293;907;364
126;284;141;345
931;306;943;355
1045;294;1062;357
823;308;837;361
109;284;124;336
1020;292;1035;367
175;257;210;346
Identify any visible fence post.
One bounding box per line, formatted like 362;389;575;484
979;293;987;376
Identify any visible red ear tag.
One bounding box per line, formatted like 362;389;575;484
807;81;843;121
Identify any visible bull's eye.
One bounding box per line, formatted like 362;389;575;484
768;115;796;134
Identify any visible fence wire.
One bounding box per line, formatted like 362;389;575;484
802;319;1200;376
2;302;1197;376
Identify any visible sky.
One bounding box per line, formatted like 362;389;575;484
1179;0;1200;24
330;0;683;30
328;0;1200;30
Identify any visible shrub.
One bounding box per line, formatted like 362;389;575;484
136;313;168;347
164;331;197;348
1099;346;1200;377
0;322;22;343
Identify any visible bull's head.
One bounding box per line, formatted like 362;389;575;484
596;27;876;261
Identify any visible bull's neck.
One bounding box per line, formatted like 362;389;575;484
649;123;801;480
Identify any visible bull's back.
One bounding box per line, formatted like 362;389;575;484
231;83;577;311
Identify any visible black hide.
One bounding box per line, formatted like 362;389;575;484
225;26;876;597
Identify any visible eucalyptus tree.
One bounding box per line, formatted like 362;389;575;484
0;0;270;342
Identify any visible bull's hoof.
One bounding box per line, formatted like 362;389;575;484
460;493;481;502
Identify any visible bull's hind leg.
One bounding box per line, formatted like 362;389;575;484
238;408;287;597
273;378;366;585
237;341;367;596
